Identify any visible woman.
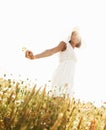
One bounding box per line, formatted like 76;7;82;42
25;30;81;98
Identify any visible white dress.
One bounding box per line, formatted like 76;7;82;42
51;40;77;97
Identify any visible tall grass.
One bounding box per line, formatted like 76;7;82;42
0;77;106;130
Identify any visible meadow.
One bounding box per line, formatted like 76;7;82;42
0;75;106;130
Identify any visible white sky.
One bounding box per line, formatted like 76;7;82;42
0;0;106;105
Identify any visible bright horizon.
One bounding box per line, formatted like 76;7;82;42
0;0;106;106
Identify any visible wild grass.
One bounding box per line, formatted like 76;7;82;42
0;76;106;130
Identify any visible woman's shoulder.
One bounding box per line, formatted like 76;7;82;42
58;41;67;51
60;41;67;45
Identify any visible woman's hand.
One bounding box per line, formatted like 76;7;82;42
25;50;35;60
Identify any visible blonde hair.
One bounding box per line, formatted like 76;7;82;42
71;31;81;48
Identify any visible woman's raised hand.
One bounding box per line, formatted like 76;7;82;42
25;50;35;60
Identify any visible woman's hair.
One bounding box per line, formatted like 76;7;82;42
75;40;81;48
71;31;81;48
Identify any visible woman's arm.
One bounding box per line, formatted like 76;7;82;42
25;41;66;60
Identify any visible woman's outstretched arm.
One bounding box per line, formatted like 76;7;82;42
25;41;66;60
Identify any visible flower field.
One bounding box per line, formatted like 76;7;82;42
0;76;106;130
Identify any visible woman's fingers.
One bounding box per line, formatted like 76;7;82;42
25;50;34;59
25;50;29;58
25;50;30;58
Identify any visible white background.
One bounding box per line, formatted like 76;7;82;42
0;0;106;106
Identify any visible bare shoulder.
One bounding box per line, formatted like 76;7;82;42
58;41;67;51
59;41;66;45
47;41;67;54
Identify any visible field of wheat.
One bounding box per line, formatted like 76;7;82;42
0;75;106;130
